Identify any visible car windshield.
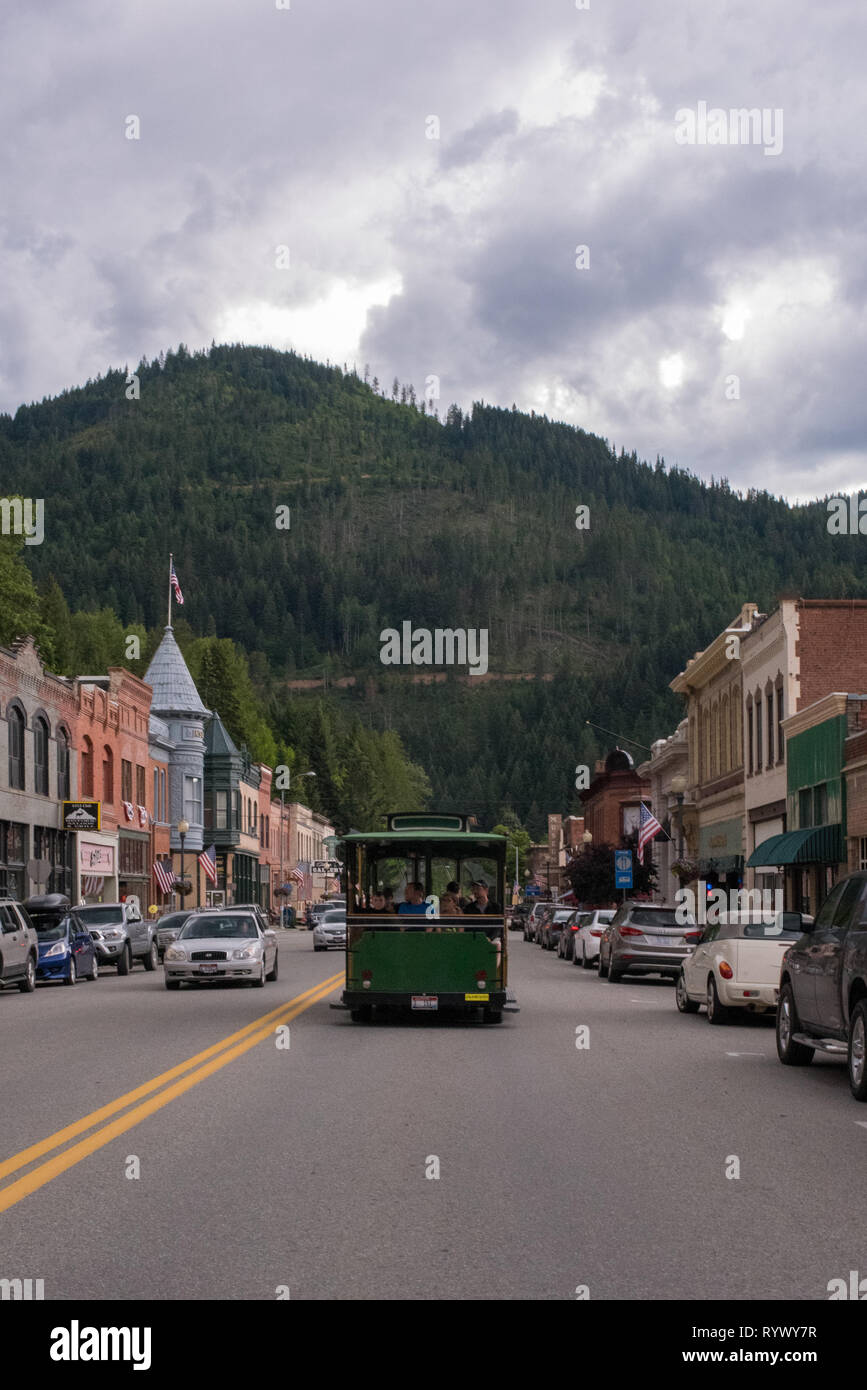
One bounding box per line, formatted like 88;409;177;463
76;906;124;927
597;912;614;923
322;912;346;925
179;916;259;939
34;919;69;941
158;913;190;931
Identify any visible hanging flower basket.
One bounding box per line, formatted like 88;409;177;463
670;860;700;883
173;878;193;896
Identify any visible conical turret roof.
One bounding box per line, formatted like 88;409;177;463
144;626;209;717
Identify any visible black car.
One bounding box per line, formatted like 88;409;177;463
777;872;867;1100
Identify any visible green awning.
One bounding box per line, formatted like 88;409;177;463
746;825;842;868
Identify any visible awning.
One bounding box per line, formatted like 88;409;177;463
746;824;842;868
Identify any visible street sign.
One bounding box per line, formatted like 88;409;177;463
614;850;633;889
311;859;342;875
524;884;541;897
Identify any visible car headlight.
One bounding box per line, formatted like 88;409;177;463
43;941;68;958
103;930;122;940
165;946;186;961
232;945;259;959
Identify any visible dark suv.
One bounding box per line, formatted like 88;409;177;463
777;872;867;1100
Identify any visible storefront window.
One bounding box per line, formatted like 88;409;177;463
0;820;27;898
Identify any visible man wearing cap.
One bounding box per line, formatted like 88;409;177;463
462;879;502;915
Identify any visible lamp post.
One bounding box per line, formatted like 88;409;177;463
279;770;316;921
670;776;687;861
582;829;593;848
177;818;189;906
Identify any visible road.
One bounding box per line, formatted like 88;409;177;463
1;928;865;1301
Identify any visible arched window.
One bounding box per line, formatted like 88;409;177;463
102;745;114;804
34;715;50;795
712;703;720;779
720;694;730;772
7;705;25;789
81;736;94;798
57;727;70;800
702;709;710;784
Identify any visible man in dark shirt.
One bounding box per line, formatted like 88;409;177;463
463;879;502;915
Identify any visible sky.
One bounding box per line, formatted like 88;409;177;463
2;0;865;501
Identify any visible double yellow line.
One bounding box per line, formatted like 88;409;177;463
0;972;343;1215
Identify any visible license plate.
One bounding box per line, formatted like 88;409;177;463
465;993;489;1001
199;964;219;973
654;935;681;947
411;995;438;1010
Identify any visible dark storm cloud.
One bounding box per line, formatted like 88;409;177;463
1;0;865;498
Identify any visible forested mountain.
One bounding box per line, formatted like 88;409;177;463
1;342;863;836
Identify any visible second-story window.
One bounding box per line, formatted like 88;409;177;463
81;736;94;798
121;759;133;803
57;728;70;801
766;691;774;767
34;716;49;795
776;685;785;763
136;765;145;805
8;706;25;790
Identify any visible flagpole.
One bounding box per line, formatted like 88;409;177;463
168;553;173;627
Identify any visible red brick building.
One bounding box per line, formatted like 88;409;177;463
580;748;651;847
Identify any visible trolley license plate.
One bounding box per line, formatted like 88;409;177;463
411;995;438;1010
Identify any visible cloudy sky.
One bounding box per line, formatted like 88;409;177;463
3;0;864;500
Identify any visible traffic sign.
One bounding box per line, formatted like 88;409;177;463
524;884;542;897
614;850;633;889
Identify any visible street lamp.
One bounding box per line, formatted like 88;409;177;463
177;818;189;903
279;771;316;917
582;829;593;847
670;776;687;860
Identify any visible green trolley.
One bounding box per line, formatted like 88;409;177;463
336;812;517;1024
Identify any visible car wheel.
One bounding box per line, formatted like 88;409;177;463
87;954;99;981
116;944;131;976
313;942;324;952
598;950;608;978
776;983;814;1066
676;971;699;1013
266;951;279;982
706;976;730;1024
64;957;77;987
19;955;36;993
253;961;266;987
142;940;158;972
165;978;181;991
582;948;593;970
848;1000;867;1100
608;963;623;983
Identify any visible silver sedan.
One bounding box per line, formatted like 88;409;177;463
313;910;346;951
164;912;278;989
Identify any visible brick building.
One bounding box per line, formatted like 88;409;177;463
579;748;651;848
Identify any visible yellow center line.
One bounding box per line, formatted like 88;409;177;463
0;972;343;1191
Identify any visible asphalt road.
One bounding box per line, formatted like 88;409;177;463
2;929;866;1301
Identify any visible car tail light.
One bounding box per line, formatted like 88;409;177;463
620;926;643;937
718;961;733;979
590;928;603;937
683;929;702;941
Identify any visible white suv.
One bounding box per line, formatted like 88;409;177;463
0;900;39;993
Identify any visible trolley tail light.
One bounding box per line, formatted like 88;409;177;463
718;961;733;979
361;968;372;990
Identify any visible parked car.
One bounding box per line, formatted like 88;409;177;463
230;903;271;934
156;909;198;960
523;901;551;942
776;872;867;1099
307;901;334;931
676;911;808;1023
34;910;99;985
598;901;700;983
540;908;577;952
164;910;278;989
313;908;347;952
75;901;158;974
0;899;38;993
509;904;529;933
574;910;615;968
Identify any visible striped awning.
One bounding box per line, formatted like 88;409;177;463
746;824;843;869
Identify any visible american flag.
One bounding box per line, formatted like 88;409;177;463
170;561;184;605
288;866;304;887
198;843;218;885
637;802;663;865
296;860;312;896
82;875;103;897
153;859;175;895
